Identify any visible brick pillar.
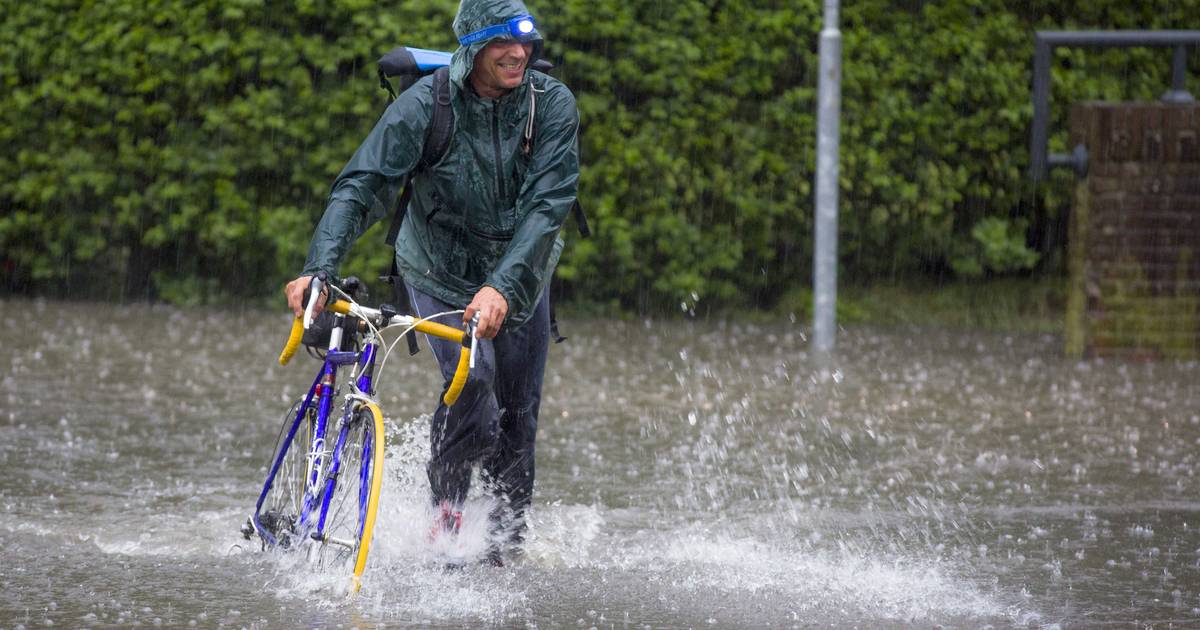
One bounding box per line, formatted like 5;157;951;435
1065;102;1200;360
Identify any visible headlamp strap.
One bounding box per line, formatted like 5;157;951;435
458;15;536;46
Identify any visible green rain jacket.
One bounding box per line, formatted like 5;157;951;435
301;0;580;327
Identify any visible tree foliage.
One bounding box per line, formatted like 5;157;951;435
1;0;1196;309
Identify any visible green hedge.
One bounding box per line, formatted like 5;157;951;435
1;0;1196;309
0;0;456;302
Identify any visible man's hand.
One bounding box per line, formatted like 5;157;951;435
285;275;323;318
465;286;508;339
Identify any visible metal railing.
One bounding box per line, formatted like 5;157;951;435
1029;30;1199;182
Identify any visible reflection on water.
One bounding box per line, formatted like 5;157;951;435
1;298;1198;627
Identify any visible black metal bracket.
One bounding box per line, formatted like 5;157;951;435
1048;144;1089;179
1029;30;1200;182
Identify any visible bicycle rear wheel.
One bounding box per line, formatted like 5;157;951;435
254;399;318;549
314;401;385;591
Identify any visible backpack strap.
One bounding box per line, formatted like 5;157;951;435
381;67;454;356
424;67;455;170
522;75;544;156
571;200;590;238
549;301;567;343
384;67;453;249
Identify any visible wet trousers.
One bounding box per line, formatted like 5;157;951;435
407;285;549;546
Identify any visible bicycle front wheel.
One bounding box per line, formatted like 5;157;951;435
315;401;385;591
254;399;317;549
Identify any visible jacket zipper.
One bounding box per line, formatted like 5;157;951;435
491;100;506;201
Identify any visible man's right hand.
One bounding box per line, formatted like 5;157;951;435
285;275;321;318
464;285;508;340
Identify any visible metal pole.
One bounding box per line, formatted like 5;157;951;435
1163;45;1195;103
813;0;841;353
1030;36;1051;182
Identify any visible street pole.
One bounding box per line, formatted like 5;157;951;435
813;0;842;353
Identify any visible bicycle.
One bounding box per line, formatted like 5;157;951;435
241;273;477;592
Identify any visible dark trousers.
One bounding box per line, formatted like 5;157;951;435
407;286;550;546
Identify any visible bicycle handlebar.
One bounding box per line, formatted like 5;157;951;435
278;299;474;406
277;300;351;366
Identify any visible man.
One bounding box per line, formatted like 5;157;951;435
284;0;579;565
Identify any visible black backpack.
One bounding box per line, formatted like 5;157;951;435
375;47;588;351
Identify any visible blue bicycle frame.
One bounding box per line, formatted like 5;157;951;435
245;285;472;589
252;317;379;548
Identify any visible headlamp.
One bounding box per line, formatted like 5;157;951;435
458;15;537;46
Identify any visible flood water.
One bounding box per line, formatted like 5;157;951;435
2;298;1199;628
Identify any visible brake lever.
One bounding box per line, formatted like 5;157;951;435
304;274;326;330
469;314;480;369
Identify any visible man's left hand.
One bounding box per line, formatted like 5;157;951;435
465;286;508;339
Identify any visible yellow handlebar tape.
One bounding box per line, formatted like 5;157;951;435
278;301;351;366
279;317;305;366
413;319;465;343
442;347;472;406
411;319;470;406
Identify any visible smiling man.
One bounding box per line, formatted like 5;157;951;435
284;0;580;566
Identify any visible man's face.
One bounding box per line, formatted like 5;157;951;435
469;40;533;98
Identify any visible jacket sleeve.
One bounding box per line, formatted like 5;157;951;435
485;83;580;319
301;86;431;278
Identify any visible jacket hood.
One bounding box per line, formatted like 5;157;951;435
450;0;543;88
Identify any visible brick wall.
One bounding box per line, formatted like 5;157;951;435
1065;102;1200;360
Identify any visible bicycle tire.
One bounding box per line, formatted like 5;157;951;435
256;399;317;549
314;400;385;592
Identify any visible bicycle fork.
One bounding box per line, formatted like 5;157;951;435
299;367;337;530
312;403;373;550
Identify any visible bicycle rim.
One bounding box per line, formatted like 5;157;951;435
316;401;384;591
257;400;315;549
